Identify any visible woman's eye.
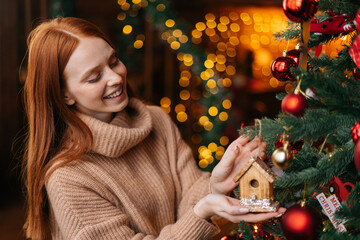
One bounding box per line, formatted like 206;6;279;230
110;58;119;68
88;73;101;83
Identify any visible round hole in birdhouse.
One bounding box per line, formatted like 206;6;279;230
250;179;259;188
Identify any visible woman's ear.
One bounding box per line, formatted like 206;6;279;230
63;91;76;106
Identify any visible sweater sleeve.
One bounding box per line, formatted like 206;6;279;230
46;166;218;240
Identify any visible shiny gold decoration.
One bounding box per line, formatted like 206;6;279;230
271;142;293;169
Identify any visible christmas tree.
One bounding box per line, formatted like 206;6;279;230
229;0;360;239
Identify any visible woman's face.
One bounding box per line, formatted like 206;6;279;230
63;37;128;122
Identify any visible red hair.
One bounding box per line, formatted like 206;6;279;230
23;17;117;239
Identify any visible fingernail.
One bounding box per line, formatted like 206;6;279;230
275;213;283;217
239;208;249;213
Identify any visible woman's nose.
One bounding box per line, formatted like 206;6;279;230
106;69;122;86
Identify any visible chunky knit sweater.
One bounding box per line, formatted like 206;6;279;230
46;98;219;239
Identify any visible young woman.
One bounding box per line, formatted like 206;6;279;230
23;17;285;240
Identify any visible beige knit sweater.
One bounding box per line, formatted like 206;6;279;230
46;98;219;239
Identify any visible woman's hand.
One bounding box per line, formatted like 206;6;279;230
210;136;267;195
194;194;286;223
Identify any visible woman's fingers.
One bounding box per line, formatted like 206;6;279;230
214;135;250;170
220;206;287;223
196;194;287;223
236;207;286;223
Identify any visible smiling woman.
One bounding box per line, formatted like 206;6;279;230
23;17;285;240
63;37;129;122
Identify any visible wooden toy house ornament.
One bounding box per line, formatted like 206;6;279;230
233;156;279;212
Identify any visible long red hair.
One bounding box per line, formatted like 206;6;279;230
23;17;117;239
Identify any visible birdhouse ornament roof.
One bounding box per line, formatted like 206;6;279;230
233;156;277;183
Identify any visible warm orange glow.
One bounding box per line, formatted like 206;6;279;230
176;111;187;122
117;13;126;21
123;25;133;34
204;121;213;131
156;3;166;11
229;12;239;21
208;142;218;152
208;106;218;116
165;19;175;28
199;159;208;168
192;29;202;38
121;3;130;10
220;136;229;146
179;77;189;87
179;90;190;100
196;22;206;31
170;41;180;50
134;40;143;49
200;71;210;80
179;35;188;43
220;16;230;25
222;99;232;109
160;97;171;108
172;29;182;37
207;79;217;88
204;60;214;69
199;116;209;125
207;53;217;62
175;104;185;113
205;13;216;21
207;21;217;29
219;112;228;121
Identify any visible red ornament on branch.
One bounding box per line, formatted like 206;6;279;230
271;56;297;81
281;93;307;116
286;49;301;65
281;202;322;240
286;49;312;70
351;121;360;143
282;0;318;23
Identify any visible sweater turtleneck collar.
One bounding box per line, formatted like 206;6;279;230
77;98;152;157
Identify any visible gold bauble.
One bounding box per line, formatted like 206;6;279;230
271;147;293;169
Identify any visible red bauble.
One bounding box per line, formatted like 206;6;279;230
283;0;318;23
286;49;312;69
281;93;307;116
271;56;297;81
353;67;360;80
286;49;301;65
351;121;360;143
354;141;360;173
281;203;322;240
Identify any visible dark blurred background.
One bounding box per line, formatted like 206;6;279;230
0;0;298;239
